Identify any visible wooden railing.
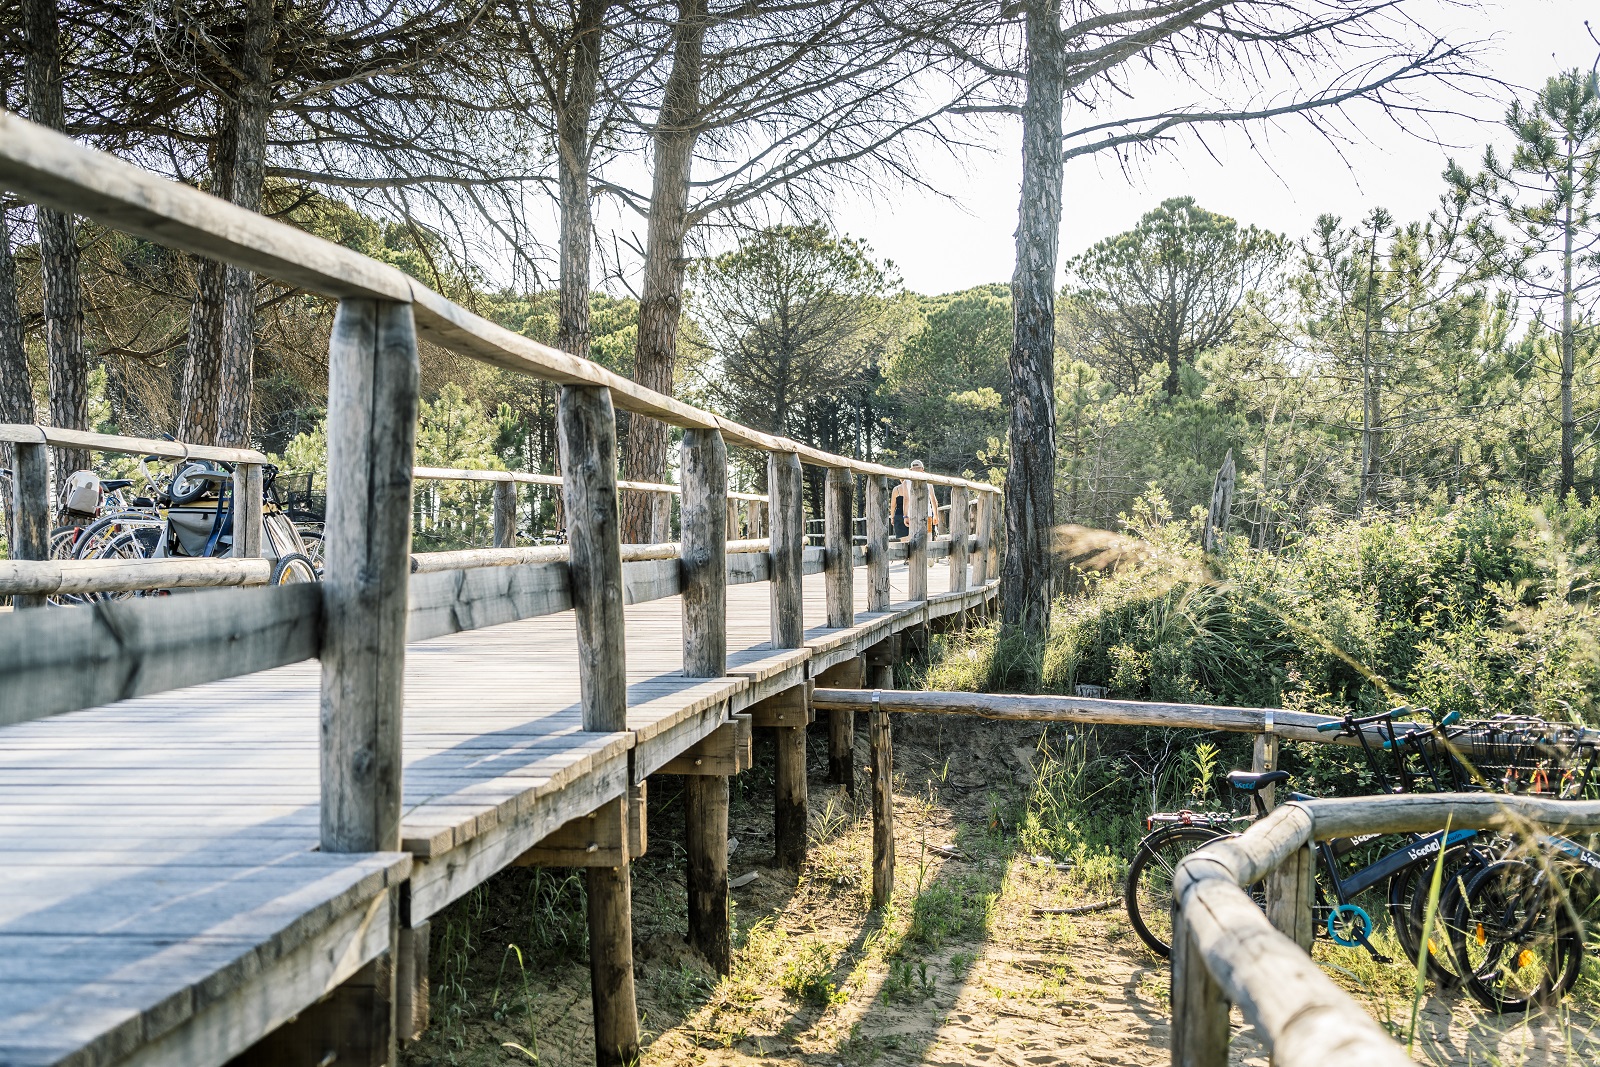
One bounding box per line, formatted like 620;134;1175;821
809;689;1600;1067
0;106;998;777
1170;794;1600;1067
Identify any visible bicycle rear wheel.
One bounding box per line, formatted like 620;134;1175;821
1125;825;1230;957
1452;859;1583;1013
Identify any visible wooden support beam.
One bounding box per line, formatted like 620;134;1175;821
768;451;804;648
680;428;726;677
514;787;645;867
947;485;970;598
865;474;890;613
557;382;639;1067
321;298;417;856
907;478;928;603
824;466;853;628
10;440;48;609
659;714;752;775
816;657;863;794
229;950;396;1067
1171;912;1230;1067
232;462;263;559
686;773;730;975
493;479;517;548
747;684;813;727
396;920;430;1045
651;490;672;545
866;661;895;910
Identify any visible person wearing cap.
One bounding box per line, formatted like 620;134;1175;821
890;460;944;541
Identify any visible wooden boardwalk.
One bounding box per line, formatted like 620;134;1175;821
0;559;992;1066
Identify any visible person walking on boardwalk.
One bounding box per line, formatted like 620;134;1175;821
891;460;943;541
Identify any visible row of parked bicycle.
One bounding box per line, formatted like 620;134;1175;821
10;458;326;602
1126;707;1600;1014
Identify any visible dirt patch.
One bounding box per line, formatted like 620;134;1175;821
402;715;1599;1067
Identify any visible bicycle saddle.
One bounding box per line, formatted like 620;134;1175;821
1227;769;1290;791
101;478;134;490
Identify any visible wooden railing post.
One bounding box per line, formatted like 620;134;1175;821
679;427;730;974
972;487;991;587
985;492;1000;590
1252;726;1279;810
1171;908;1230;1067
10;441;49;609
558;383;640;1067
767;450;807;869
948;484;970;596
493;478;517;548
320;298;417;856
907;477;928;603
864;651;896;909
824;467;853;628
1266;842;1316;953
231;462;263;559
865;474;890;613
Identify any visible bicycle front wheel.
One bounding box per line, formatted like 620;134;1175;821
1125;825;1230;958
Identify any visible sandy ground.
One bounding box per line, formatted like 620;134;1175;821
403;715;1600;1067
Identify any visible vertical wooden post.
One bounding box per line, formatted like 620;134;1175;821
10;441;49;609
948;484;970;595
680;428;731;973
397;919;430;1043
319;298;415;1067
320;298;417;856
985;492;1001;592
865;474;890;613
749;498;764;538
824;467;853;628
726;497;738;543
493;478;517;548
768;452;804;647
1251;729;1279;810
558;383;639;1067
972;485;991;587
767;451;807;869
867;658;895;909
1171;910;1230;1067
1266;843;1317;953
907;477;928;603
232;462;263;558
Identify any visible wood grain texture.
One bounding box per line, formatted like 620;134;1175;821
1171;914;1230;1067
972;486;991;586
685;774;730;975
907;479;928;603
947;485;969;594
585;861;640;1067
824;467;853;628
232;462;263;559
868;675;894;910
0;556;271;596
1266;843;1315;953
768;451;804;648
10;440;48;609
0;422;268;464
0;584;322;726
320;297;419;855
560;384;628;733
865;474;890;613
681;428;727;677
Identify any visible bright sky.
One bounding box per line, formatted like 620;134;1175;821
826;0;1599;296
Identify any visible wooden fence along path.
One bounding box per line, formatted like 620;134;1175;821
0;109;1000;1067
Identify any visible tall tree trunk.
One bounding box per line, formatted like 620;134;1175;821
1000;0;1063;685
1;206;36;547
180;0;273;448
1358;221;1381;510
1559;164;1577;500
620;0;706;543
23;0;88;498
556;0;607;361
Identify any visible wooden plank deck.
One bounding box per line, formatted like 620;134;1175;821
0;559;992;1067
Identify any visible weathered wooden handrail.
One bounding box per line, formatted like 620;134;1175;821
0;556;271;595
0;422;268;464
1171;795;1600;1067
414;465;768;502
0;111;995;495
